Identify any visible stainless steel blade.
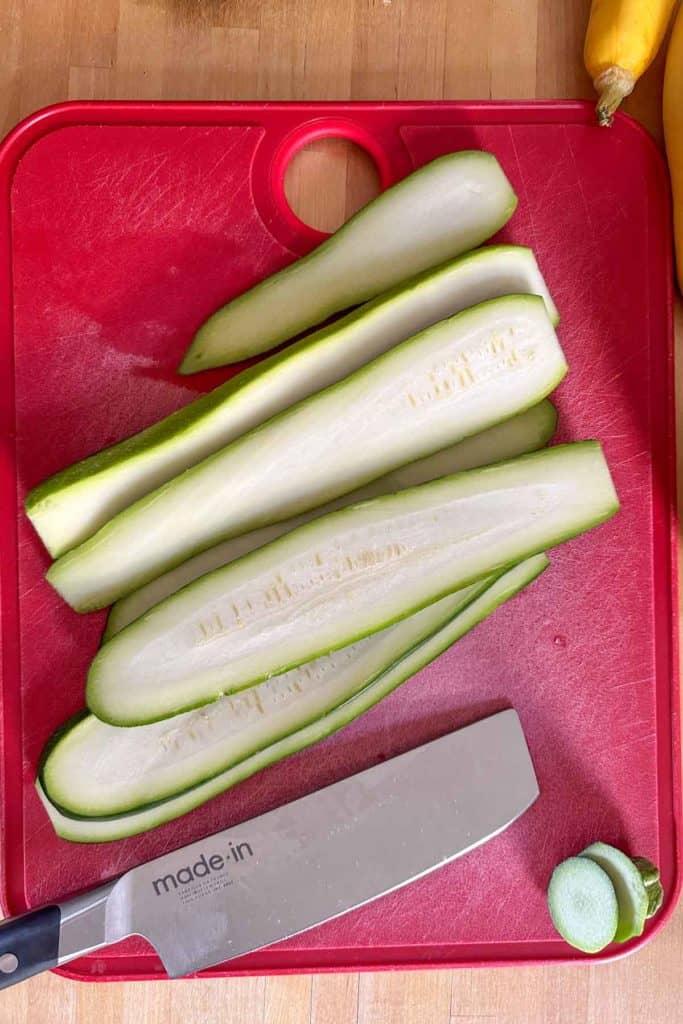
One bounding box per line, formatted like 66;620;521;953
81;709;539;977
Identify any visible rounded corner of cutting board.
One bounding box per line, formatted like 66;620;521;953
0;102;98;177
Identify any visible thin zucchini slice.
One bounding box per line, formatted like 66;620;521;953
37;557;547;843
86;442;618;726
179;151;519;371
26;244;556;559
581;842;649;942
48;294;568;611
104;400;557;638
547;856;619;953
44;577;497;816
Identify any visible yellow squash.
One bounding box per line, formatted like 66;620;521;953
664;4;683;293
584;0;677;125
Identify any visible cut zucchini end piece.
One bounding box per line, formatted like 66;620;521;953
83;441;617;722
45;560;94;615
580;841;649;942
101;616;116;644
35;778;129;845
544;400;558;439
177;337;207;375
547;856;618;954
24;499;62;560
631;856;664;918
179;310;244;373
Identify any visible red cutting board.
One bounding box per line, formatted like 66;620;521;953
0;101;679;979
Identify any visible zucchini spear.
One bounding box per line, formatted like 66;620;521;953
27;245;555;559
180;151;519;371
48;294;567;612
104;400;557;638
85;442;618;727
39;557;547;842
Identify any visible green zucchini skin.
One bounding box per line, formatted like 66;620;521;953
103;400;557;639
43;577;496;817
85;442;618;727
48;294;568;612
26;244;555;560
180;152;520;371
580;842;649;942
37;556;548;843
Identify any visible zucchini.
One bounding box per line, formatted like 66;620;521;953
26;245;556;560
631;857;664;919
104;400;557;638
44;577;498;816
179;152;519;372
581;841;649;942
37;557;547;843
49;294;568;612
547;856;619;954
86;442;618;726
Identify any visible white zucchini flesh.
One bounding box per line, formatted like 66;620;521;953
86;442;618;727
49;294;568;612
44;577;497;816
26;245;557;560
179;151;519;371
547;857;619;954
37;557;548;843
104;400;557;638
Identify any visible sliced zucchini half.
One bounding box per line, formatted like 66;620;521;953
104;400;557;638
37;556;547;843
44;577;496;816
27;244;556;559
85;442;618;727
49;294;568;611
180;151;520;371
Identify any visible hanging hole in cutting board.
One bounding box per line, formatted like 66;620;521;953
283;136;382;234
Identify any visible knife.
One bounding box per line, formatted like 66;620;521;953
0;708;538;987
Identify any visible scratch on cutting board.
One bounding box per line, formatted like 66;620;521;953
609;449;650;469
22;815;51;848
565;125;598;244
507;126;540;255
608;731;657;755
608;674;654;691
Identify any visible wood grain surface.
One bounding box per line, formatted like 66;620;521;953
1;1;681;1022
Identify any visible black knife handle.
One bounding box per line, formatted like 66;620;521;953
0;906;61;989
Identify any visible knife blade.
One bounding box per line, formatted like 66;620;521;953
0;709;538;987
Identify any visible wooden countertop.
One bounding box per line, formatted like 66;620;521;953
1;2;681;1022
